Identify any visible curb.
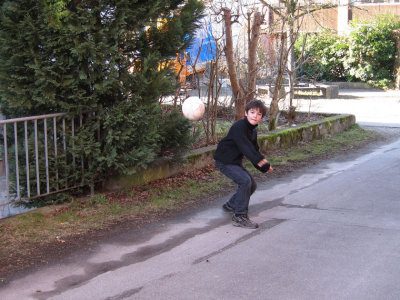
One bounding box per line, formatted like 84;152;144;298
106;114;356;191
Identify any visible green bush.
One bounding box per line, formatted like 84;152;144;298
344;14;400;88
296;30;348;82
158;109;197;162
296;14;400;88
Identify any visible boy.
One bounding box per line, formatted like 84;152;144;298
214;100;273;229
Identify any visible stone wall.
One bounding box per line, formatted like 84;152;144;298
323;82;373;90
106;114;356;191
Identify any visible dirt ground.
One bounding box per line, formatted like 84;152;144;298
0;122;397;286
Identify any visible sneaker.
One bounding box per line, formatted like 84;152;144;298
232;215;259;229
222;203;234;213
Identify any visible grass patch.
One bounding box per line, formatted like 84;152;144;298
246;124;377;174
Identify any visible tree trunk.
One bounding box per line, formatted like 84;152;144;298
246;11;263;103
286;16;296;122
269;33;287;131
222;8;245;120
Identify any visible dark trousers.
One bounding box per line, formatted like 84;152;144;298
215;160;257;216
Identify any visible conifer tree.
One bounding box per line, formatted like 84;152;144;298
0;0;204;202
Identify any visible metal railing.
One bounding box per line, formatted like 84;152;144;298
0;112;94;208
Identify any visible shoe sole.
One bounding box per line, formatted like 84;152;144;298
232;221;259;229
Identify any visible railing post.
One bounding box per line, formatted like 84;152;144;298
34;119;40;196
13;122;20;200
53;117;59;190
24;121;30;198
3;124;10;202
44;118;50;194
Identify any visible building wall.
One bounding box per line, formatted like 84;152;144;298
299;3;400;33
352;3;400;22
293;2;400;33
301;8;338;32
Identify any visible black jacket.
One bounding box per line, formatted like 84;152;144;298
214;117;269;172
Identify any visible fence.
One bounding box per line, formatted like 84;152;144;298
0;112;96;209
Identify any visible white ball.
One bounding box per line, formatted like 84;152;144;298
182;98;205;121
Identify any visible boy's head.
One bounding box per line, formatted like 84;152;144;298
244;100;267;126
245;100;267;117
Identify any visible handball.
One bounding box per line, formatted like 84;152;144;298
182;97;205;121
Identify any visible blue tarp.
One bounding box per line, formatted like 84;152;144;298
185;24;217;65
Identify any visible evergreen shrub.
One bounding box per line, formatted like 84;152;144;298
158;109;197;162
0;0;204;206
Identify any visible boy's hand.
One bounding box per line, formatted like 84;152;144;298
258;159;273;173
257;159;269;167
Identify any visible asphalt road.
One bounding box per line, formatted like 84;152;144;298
1;89;400;300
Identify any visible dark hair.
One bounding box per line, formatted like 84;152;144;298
245;100;267;117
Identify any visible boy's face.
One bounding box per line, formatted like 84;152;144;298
245;108;263;126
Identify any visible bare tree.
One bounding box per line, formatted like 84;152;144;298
199;26;224;145
204;0;337;127
204;0;266;120
223;7;265;120
259;0;337;130
183;18;224;146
